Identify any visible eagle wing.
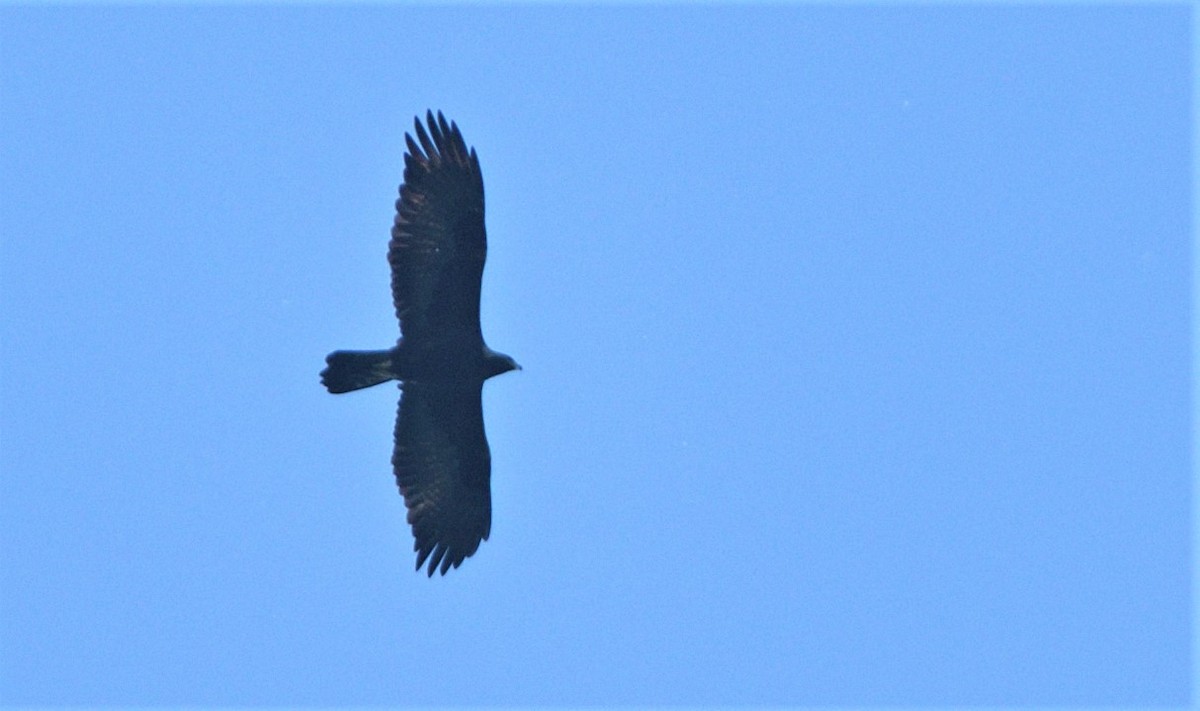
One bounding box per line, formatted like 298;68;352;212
389;110;487;345
392;381;492;576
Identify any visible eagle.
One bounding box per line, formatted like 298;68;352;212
321;111;520;576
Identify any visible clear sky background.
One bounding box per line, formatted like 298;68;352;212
0;4;1191;707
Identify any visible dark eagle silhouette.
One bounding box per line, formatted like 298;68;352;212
321;111;519;576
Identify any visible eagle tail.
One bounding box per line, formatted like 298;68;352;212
321;350;396;394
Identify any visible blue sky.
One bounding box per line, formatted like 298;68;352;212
0;4;1191;707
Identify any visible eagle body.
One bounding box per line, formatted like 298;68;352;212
321;111;518;576
322;341;516;392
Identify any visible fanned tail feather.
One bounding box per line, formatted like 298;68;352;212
321;350;395;394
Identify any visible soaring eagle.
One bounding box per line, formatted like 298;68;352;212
321;111;520;576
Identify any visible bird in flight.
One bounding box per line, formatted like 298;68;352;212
321;111;520;576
